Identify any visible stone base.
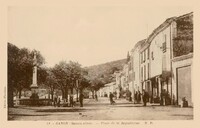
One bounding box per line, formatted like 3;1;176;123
30;93;39;99
30;84;38;88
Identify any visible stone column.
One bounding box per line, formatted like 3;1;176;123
30;52;39;99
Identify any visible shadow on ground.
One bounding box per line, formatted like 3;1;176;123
9;114;49;116
36;108;96;112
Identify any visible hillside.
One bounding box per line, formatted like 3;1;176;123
86;58;126;83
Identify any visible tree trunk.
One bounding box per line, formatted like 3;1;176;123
80;88;83;94
8;84;14;107
71;87;73;95
65;87;68;102
76;89;79;102
19;88;22;99
92;90;94;99
48;89;50;100
51;89;54;101
61;89;65;100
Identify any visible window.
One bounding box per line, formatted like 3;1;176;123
163;34;167;53
151;51;154;60
128;63;131;71
147;48;150;59
144;50;146;62
144;65;146;80
148;63;150;79
141;53;143;64
141;67;143;81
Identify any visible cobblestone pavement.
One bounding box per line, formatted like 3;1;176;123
8;97;193;120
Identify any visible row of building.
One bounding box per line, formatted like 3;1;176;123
100;12;193;106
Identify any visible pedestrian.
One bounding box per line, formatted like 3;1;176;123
134;91;138;103
70;95;74;107
160;89;166;106
129;92;132;102
79;93;84;107
95;94;98;101
57;98;61;107
109;92;114;105
142;89;148;106
182;97;188;107
113;91;117;100
54;96;57;107
137;91;141;103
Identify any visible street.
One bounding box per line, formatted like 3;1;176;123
8;97;193;120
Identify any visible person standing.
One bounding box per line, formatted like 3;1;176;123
57;98;61;107
79;93;84;107
137;91;141;103
95;94;98;101
70;95;74;107
54;96;57;107
142;89;148;106
109;92;114;105
134;91;138;103
129;92;132;102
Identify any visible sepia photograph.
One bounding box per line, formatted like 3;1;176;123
2;0;196;124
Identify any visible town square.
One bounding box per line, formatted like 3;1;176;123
6;5;193;121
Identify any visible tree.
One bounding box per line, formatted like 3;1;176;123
16;48;45;98
89;77;104;98
173;14;193;57
8;43;46;107
45;69;57;101
8;43;20;107
53;61;73;100
67;61;82;101
52;61;91;101
78;68;91;91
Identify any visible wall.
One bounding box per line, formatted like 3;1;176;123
172;53;193;106
150;24;173;78
140;43;150;91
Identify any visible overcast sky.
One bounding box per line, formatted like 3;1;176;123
8;6;192;67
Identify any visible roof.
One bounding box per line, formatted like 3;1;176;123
177;12;193;19
146;17;176;44
146;12;193;44
131;39;146;52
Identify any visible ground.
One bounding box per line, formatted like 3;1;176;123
8;97;193;120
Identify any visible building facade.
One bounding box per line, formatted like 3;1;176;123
172;53;193;106
171;12;193;106
114;12;193;106
148;17;176;103
139;40;151;100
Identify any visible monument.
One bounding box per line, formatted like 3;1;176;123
19;51;50;106
30;52;39;102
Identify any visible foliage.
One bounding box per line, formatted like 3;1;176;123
51;60;91;99
173;14;193;57
8;43;46;106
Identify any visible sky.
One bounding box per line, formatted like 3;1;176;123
8;6;192;67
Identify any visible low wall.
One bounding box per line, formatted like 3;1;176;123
19;99;52;106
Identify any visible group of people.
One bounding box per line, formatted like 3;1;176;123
160;89;171;106
109;90;149;106
53;93;84;107
134;91;142;103
53;97;61;107
134;90;149;106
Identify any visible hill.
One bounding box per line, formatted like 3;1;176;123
86;58;126;83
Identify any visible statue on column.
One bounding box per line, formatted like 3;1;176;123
30;51;39;100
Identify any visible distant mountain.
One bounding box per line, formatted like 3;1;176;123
86;59;126;83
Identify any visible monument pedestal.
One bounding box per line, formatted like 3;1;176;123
30;84;39;106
